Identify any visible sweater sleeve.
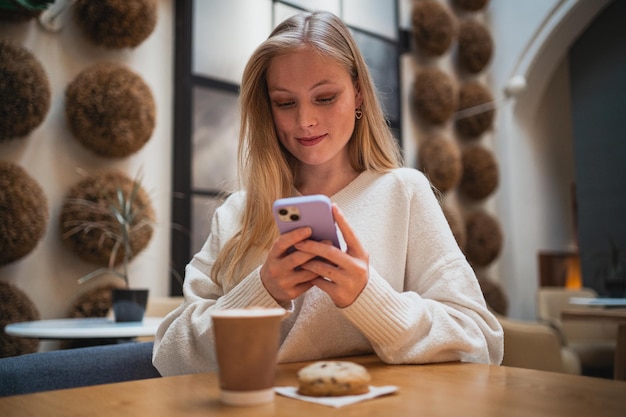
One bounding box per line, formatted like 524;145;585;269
152;194;283;376
341;169;504;365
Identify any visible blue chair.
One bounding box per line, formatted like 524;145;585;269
0;342;161;397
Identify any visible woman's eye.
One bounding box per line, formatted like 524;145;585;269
274;101;295;109
317;96;336;104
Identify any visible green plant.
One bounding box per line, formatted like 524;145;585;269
0;0;54;11
60;171;155;288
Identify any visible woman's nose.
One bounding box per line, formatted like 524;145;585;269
297;104;317;128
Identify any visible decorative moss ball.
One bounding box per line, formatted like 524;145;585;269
442;203;466;251
453;0;490;12
455;81;495;138
0;281;40;357
65;63;156;158
478;277;508;316
418;135;462;192
465;210;503;267
411;0;456;57
458;19;493;74
59;170;155;267
460;145;499;200
67;283;120;319
61;283;121;349
0;39;51;142
413;67;457;125
0;162;49;267
73;0;158;49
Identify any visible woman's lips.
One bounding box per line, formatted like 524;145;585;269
297;134;326;146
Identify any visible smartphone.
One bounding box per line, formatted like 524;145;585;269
272;194;340;249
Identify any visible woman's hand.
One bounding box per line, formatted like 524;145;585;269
260;226;321;305
294;204;369;308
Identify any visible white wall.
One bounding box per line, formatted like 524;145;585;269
488;0;610;319
0;1;173;322
1;0;611;331
398;0;611;319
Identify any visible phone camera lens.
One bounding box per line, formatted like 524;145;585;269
290;214;299;221
279;209;288;216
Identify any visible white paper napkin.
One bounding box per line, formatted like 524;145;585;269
274;385;398;408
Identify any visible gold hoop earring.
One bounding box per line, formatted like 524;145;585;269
355;109;363;120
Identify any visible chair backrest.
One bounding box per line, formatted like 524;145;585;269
497;314;572;373
536;287;598;326
536;287;616;342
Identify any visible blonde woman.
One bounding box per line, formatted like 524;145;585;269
153;11;503;376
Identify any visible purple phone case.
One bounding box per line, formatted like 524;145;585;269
272;195;340;248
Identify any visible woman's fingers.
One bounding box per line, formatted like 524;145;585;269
261;226;322;304
294;205;370;307
262;205;370;307
267;226;311;258
332;205;367;258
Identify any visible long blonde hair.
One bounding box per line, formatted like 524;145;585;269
211;11;402;286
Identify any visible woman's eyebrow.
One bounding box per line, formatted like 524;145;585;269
268;79;337;94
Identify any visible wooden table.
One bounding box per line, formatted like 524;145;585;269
561;307;626;380
1;356;625;416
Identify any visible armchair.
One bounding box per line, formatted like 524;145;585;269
496;314;581;374
537;287;616;377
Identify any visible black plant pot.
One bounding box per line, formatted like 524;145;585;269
111;288;149;322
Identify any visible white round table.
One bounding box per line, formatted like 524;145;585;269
4;317;163;340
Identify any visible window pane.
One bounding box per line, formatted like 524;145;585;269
351;30;399;121
277;0;340;15
193;0;273;83
274;2;304;26
191;195;226;257
343;0;397;40
192;86;239;192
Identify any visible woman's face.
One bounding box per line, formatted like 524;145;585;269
266;47;362;171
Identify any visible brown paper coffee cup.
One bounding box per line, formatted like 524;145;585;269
211;307;286;406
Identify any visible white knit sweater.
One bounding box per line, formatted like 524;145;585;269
152;168;504;376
